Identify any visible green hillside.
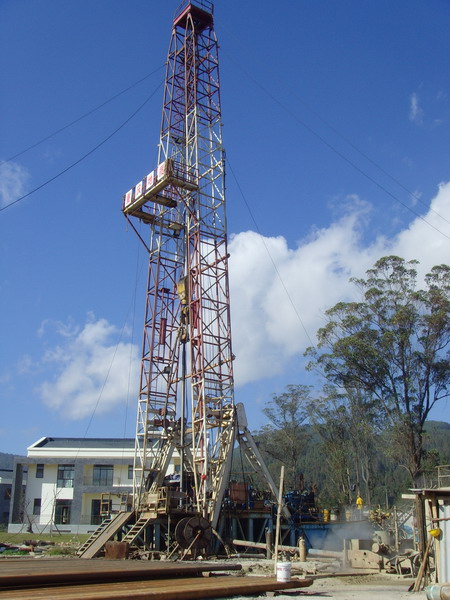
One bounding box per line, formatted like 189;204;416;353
248;420;450;509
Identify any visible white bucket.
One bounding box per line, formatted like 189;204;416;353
276;561;292;582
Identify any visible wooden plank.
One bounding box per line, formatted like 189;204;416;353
411;534;433;592
0;576;312;600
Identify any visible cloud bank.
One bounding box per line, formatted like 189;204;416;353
39;316;139;419
229;183;450;386
36;184;450;418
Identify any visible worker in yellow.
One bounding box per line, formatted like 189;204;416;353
356;495;364;510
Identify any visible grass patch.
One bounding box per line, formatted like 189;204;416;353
0;532;90;545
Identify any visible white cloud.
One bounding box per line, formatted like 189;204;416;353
37;318;79;339
229;184;450;386
0;161;29;207
392;182;450;280
38;316;139;419
34;185;450;410
409;92;424;123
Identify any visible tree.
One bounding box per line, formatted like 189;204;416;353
308;384;380;506
306;256;450;485
308;388;354;506
256;385;313;489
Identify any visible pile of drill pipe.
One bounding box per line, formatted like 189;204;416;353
232;539;342;560
425;584;450;600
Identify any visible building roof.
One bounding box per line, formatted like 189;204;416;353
27;437;137;459
30;437;135;449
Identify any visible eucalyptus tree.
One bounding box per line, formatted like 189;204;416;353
309;385;379;506
306;256;450;485
257;384;313;489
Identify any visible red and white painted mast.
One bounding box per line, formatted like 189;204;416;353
123;0;235;529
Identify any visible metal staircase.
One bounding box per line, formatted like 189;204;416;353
76;510;135;559
121;515;155;546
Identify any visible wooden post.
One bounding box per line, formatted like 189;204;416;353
412;535;433;592
274;465;285;575
415;493;426;556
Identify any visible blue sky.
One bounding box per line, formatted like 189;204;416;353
1;0;449;455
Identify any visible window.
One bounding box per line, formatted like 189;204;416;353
57;464;74;488
36;464;44;478
128;465;133;480
92;465;113;486
33;498;41;516
90;499;101;525
54;499;71;524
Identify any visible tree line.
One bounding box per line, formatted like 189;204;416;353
251;256;450;508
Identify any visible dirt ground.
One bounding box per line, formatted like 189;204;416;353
233;573;428;600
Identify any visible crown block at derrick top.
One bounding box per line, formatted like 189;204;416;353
173;1;214;31
122;158;198;218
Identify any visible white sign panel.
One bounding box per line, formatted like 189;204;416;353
157;161;167;180
135;180;143;199
145;171;155;191
124;189;133;207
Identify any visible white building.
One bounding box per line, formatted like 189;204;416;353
8;437;178;534
0;468;13;526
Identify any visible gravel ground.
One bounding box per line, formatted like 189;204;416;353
224;560;429;600
231;573;428;600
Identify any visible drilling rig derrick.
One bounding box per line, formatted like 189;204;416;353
124;0;234;551
77;1;288;560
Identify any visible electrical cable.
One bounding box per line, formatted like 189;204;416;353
119;237;148;490
227;156;316;350
224;44;449;227
80;322;126;441
4;80;164;542
123;240;142;441
0;80;164;213
286;90;450;227
0;65;165;167
6;257;146;543
222;50;450;241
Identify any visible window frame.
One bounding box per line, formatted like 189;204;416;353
33;498;41;516
54;499;72;525
57;464;75;488
92;464;113;487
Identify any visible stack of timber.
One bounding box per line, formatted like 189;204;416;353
0;559;313;600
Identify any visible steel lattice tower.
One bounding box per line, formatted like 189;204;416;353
123;0;235;529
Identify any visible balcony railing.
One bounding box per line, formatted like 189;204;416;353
82;477;133;487
56;479;74;488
